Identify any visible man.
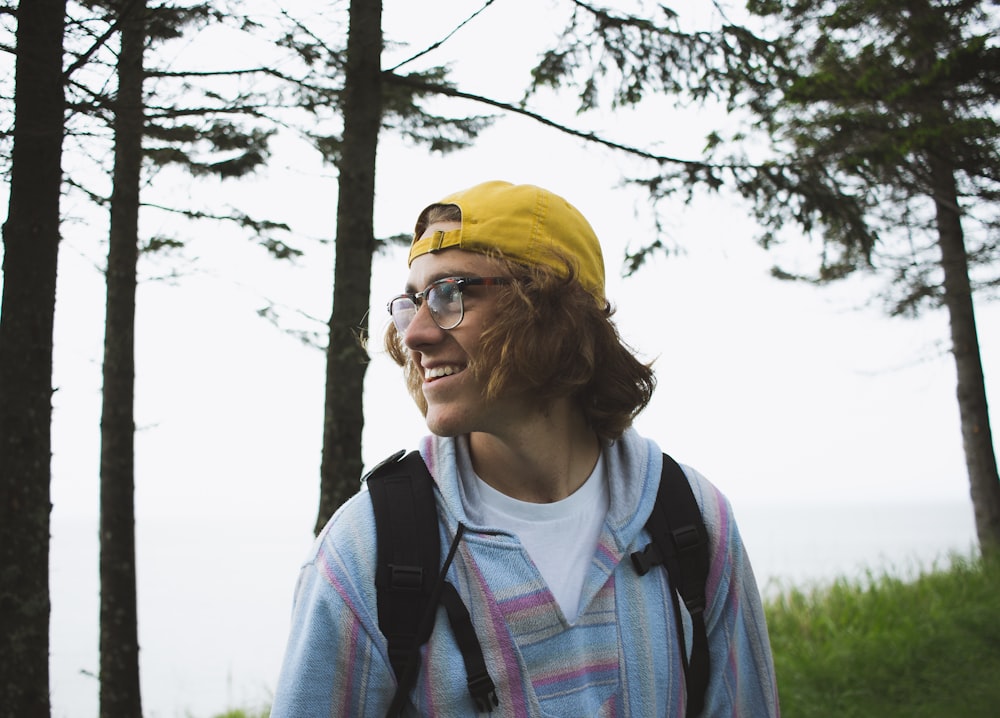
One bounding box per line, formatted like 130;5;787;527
272;180;780;716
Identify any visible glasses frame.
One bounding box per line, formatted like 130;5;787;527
387;276;509;333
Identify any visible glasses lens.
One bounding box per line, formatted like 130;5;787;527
389;296;416;333
427;280;464;329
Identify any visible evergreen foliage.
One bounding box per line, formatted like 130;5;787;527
731;0;1000;309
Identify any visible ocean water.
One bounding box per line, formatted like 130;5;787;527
49;499;977;718
733;499;978;597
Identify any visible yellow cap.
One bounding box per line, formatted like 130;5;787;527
409;181;606;302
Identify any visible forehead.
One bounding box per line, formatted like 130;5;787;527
406;249;503;290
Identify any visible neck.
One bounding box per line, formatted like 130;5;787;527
468;400;600;503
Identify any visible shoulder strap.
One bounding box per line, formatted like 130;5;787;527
366;451;498;715
630;453;711;718
366;450;441;683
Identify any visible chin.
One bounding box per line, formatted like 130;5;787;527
422;406;475;438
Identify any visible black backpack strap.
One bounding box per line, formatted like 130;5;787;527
366;451;441;686
440;581;499;712
366;451;498;715
630;453;711;717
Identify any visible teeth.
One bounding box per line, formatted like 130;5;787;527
425;365;461;380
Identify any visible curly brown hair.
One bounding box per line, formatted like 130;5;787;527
384;244;655;441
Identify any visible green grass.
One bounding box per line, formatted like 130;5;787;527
206;709;269;718
765;553;1000;717
208;555;1000;718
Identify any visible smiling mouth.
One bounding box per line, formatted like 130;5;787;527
425;365;464;381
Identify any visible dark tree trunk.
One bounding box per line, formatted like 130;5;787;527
99;2;146;716
316;0;384;533
0;1;67;715
928;153;1000;553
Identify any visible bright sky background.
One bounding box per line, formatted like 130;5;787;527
37;0;995;520
1;1;994;715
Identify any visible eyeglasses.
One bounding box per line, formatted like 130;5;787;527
387;276;509;333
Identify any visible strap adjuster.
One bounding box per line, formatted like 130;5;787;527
672;524;701;552
467;671;499;712
389;564;424;590
630;543;662;575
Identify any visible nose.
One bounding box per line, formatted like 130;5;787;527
402;300;445;349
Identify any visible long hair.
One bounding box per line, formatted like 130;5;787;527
384;245;655;441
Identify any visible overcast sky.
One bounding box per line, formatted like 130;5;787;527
36;0;996;522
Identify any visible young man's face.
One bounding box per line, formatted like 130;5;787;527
402;225;524;438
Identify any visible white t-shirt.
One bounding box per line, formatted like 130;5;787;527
456;438;609;624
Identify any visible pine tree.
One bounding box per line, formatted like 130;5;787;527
0;1;68;714
720;0;1000;550
99;1;145;714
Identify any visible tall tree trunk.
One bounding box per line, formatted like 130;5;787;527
99;1;146;715
929;152;1000;553
0;1;67;714
316;0;384;532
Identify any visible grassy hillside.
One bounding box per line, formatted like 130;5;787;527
765;553;1000;717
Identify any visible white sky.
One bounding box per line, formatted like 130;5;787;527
35;0;994;522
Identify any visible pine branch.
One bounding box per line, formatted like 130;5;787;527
65;0;143;79
147;66;276;79
384;70;746;170
386;0;498;73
